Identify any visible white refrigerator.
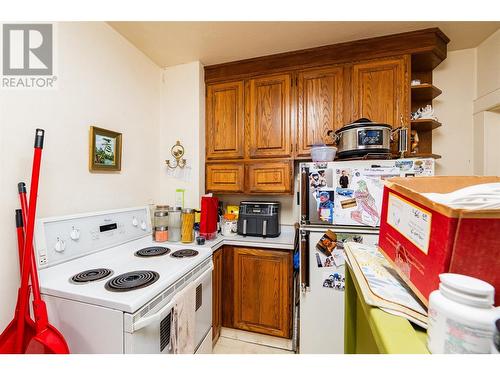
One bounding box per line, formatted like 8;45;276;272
297;158;434;354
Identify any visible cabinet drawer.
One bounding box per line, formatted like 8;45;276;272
206;163;244;193
246;161;293;194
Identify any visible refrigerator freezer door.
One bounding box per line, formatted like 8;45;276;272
298;159;434;227
333;166;400;227
299;228;378;354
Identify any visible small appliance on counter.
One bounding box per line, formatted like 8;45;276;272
237;201;280;238
199;196;219;240
328;117;407;159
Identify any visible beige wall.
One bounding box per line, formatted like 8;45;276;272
158;61;205;209
0;22;161;331
432;49;477;176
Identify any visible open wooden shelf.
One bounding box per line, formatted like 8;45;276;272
407;153;442;159
411;119;442;131
411;84;442;102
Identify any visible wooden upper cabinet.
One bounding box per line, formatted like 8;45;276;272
296;66;344;156
233;247;292;338
351;56;409;128
206;163;245;193
206;81;244;160
246;161;293;195
247;74;292;158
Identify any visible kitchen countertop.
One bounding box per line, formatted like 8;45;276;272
162;225;296;252
206;225;296;252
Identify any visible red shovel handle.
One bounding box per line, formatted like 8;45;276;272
15;209;24;274
18;182;42;300
15;129;44;353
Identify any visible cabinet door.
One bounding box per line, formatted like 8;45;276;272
206;81;244;160
247;74;292;158
233;247;292;338
297;66;344;156
212;248;222;344
351;57;408;127
246;161;293;195
206;163;244;193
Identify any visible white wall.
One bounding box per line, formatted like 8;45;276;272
432;48;477;176
473;29;500;175
159;62;205;209
0;22;161;331
482;110;500;175
476;29;500;99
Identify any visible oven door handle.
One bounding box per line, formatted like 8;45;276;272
133;299;176;332
132;263;214;332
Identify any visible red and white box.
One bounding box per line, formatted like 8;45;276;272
378;176;500;306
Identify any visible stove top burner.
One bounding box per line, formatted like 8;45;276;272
135;246;171;257
105;270;160;292
70;268;113;284
171;249;199;258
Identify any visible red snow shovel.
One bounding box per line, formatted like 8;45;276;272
15;208;36;345
0;129;69;354
0;209;37;353
18;178;69;354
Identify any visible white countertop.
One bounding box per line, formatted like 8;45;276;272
163;225;296;252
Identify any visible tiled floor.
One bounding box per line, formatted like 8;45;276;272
213;328;295;354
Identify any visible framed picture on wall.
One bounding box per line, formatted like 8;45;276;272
89;126;122;172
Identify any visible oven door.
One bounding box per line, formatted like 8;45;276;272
194;267;212;352
124;297;176;354
123;263;213;354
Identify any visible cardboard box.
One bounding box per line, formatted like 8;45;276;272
378;176;500;306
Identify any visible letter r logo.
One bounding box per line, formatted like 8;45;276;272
2;24;53;75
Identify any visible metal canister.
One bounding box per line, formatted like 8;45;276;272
154;205;169;228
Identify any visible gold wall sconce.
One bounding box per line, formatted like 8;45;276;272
165;140;187;169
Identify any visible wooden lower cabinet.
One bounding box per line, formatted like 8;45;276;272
221;246;292;339
212;248;223;344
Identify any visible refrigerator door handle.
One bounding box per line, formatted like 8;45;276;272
300;166;310;225
300;230;310;292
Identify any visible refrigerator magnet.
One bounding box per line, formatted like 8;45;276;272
317;190;334;223
315;250;335;268
322;271;345;291
316;229;337;256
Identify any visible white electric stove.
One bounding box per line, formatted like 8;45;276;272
34;206;213;354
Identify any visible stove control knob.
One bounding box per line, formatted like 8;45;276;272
70;227;80;241
132;217;138;227
54;238;66;253
140;220;147;231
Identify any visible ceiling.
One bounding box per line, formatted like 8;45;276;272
108;21;500;68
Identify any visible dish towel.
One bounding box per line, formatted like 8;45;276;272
169;281;197;354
